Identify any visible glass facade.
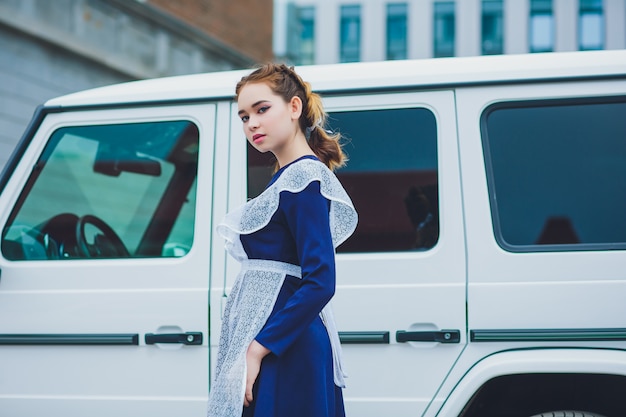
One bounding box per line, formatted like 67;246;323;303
433;2;455;58
386;3;408;60
281;0;615;63
579;0;604;50
530;0;554;52
482;0;503;55
340;5;361;63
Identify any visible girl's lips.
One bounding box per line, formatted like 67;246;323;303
252;134;265;144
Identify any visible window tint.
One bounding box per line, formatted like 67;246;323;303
332;108;439;252
2;121;199;260
247;107;439;253
483;98;626;250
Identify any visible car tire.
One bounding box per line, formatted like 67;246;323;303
529;411;607;417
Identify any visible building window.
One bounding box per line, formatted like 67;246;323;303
529;0;554;52
482;0;503;55
433;2;455;58
297;6;315;65
286;5;315;65
340;5;361;63
386;3;408;60
579;0;604;50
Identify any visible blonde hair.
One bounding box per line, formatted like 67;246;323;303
235;63;346;171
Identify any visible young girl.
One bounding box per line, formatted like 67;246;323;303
207;63;358;417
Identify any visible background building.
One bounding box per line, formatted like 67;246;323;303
275;0;626;65
146;0;274;63
0;0;273;172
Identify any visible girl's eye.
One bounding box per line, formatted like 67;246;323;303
258;106;270;114
241;115;249;123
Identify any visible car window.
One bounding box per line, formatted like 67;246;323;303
483;97;626;250
247;106;439;253
1;120;199;260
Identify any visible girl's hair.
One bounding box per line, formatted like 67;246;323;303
235;63;346;171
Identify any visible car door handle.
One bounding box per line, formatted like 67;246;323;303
396;329;460;344
144;332;203;345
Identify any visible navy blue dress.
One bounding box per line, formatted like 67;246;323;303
240;156;346;417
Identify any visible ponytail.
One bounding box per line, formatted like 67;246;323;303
236;63;346;171
300;82;346;171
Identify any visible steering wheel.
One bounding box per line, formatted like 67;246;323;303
75;214;130;258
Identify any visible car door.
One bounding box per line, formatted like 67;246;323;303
0;103;215;417
456;81;626;357
327;91;466;416
236;91;467;416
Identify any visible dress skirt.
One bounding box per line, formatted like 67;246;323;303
242;276;346;417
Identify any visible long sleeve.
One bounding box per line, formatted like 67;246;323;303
254;180;336;356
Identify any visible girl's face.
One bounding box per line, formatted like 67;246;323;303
237;82;301;155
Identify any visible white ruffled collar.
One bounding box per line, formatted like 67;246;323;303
217;157;358;262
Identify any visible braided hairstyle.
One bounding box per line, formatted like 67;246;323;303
235;63;346;171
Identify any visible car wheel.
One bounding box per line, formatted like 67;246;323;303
529;411;607;417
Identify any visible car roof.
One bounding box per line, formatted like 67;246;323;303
46;49;626;108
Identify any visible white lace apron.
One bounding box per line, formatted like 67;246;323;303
208;158;358;417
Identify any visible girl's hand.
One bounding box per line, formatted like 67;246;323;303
244;340;270;407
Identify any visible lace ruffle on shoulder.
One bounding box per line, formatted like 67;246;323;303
217;158;358;261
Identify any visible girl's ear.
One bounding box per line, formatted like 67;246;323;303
289;95;303;121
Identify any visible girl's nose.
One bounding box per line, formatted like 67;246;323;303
247;115;259;129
